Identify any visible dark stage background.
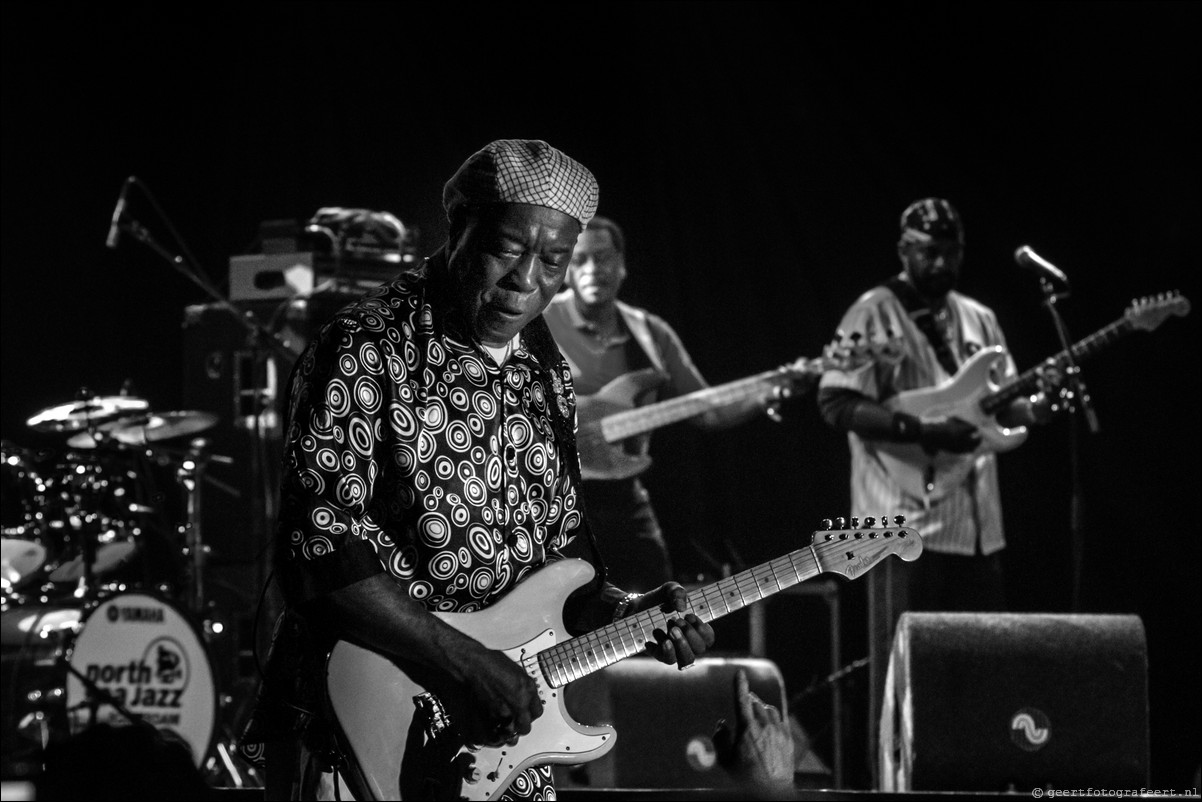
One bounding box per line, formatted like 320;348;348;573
3;1;1199;789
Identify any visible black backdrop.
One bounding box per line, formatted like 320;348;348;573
3;1;1198;788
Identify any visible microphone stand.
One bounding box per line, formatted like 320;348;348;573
119;217;294;364
111;182;290;783
1037;276;1099;612
63;661;154;733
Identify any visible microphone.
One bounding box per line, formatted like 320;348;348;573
105;177;134;250
1014;245;1070;285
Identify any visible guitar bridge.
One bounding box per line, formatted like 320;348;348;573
414;692;451;741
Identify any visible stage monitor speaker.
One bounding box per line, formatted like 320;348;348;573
880;612;1149;792
554;656;786;790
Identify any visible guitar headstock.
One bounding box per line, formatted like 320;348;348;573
1125;291;1190;332
810;515;923;581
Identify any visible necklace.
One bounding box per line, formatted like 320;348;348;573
483;336;517;365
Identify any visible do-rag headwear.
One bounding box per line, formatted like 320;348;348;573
442;139;599;230
899;197;965;245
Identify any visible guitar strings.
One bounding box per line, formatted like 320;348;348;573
535;530;916;686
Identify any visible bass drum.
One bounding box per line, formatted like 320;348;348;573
0;592;217;776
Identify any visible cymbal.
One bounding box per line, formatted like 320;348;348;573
106;411;219;445
65;418;137;449
26;396;150;434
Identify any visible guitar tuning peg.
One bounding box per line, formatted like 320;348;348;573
892;514;906;527
863;516;876;528
849;516;860;529
834;516;847;529
820;518;834;530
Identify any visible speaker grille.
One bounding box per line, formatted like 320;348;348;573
881;612;1149;791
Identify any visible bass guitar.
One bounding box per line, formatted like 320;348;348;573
326;520;922;800
875;292;1190;499
576;340;899;480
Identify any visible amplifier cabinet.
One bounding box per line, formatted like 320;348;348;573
556;656;787;790
880;612;1150;792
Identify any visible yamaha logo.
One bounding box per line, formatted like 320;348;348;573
1010;707;1051;752
108;606;166;624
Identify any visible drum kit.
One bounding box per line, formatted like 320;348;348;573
1;391;249;784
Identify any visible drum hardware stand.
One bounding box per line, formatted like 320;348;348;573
167;439;235;616
72;434;103;603
176;440;211;618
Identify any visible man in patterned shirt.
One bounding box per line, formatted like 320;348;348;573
245;140;715;800
817;197;1061;778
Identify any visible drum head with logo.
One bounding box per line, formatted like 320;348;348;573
64;593;217;767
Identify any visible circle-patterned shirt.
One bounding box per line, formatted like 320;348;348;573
280;264;583;610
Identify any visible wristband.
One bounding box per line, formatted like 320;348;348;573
612;592;642;623
892;412;923;442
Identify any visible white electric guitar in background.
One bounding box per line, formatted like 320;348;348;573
326;519;923;800
875;292;1190;500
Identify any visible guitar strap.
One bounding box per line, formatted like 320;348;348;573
886;276;978;507
885;276;960;377
522;315;610;597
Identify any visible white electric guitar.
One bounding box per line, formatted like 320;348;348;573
326;520;922;800
875;292;1190;499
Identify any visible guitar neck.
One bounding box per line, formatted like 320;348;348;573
981;316;1134;414
600;365;807;443
537;546;821;688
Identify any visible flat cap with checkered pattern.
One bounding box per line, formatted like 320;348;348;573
442;139;599;229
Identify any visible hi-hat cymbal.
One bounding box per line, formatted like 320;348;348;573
65;418;140;449
107;411;219;445
26;396;150;434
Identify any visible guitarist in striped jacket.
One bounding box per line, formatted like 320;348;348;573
815;198;1064;774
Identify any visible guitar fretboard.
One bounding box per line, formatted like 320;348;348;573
980;317;1134;415
600;365;807;443
536;546;820;688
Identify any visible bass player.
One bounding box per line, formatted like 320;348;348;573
544;215;816;592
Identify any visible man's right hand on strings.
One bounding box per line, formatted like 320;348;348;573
460;645;544;747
